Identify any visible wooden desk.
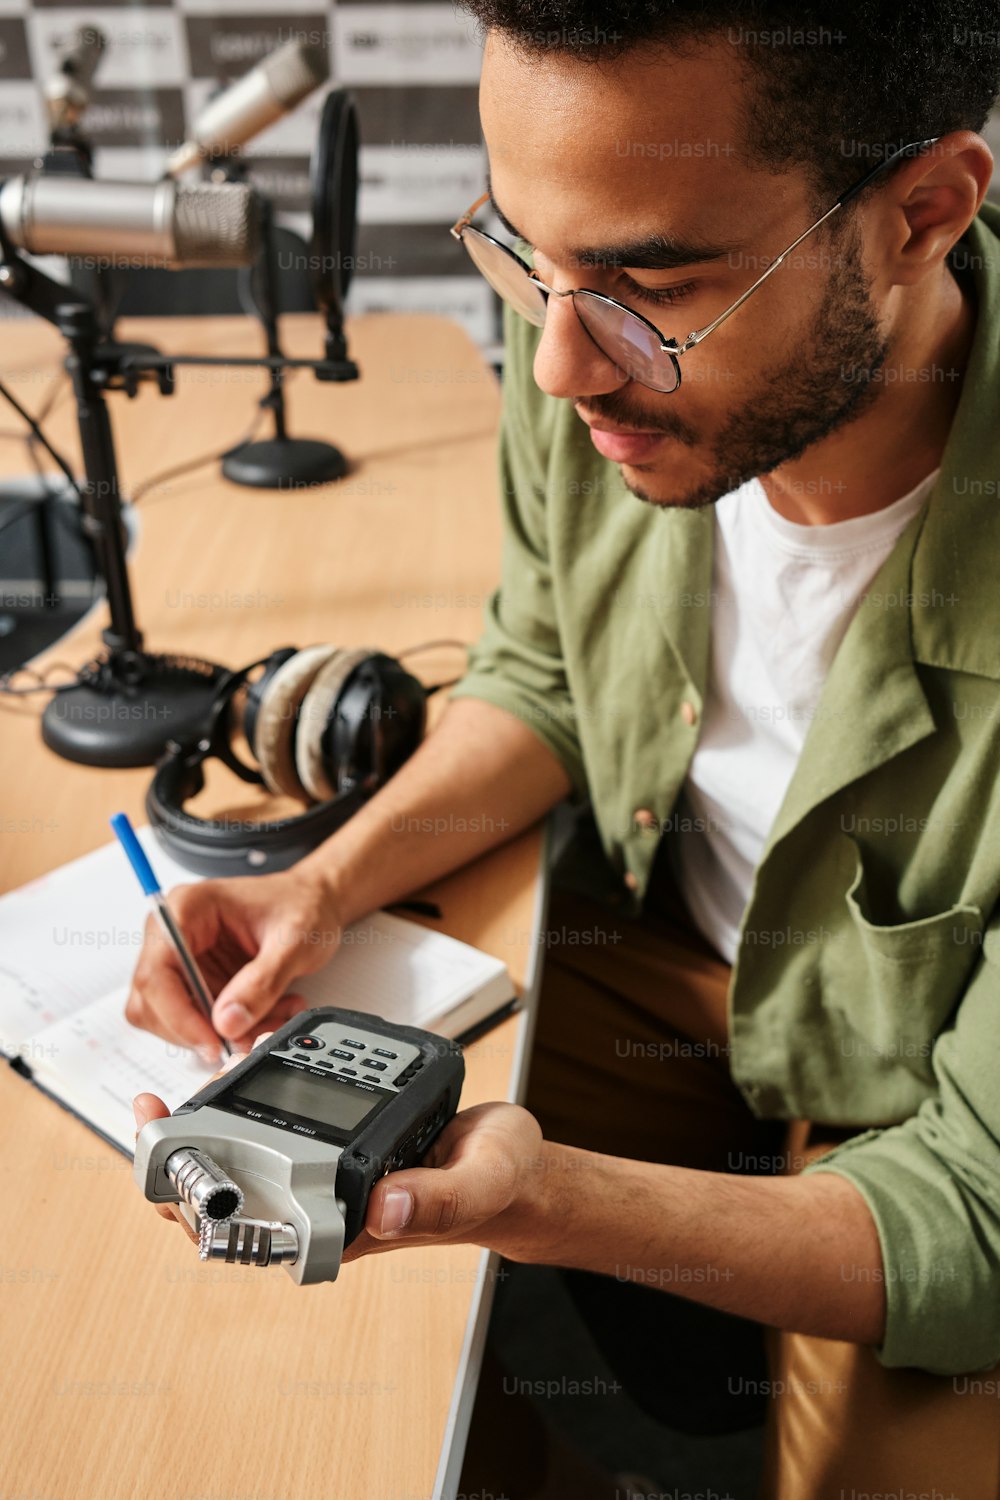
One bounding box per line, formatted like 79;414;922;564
0;313;546;1500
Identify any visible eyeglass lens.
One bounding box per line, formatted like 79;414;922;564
463;228;547;324
572;296;681;393
462;227;680;393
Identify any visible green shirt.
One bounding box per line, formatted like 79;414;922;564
450;206;1000;1375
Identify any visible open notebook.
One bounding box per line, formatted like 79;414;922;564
0;828;516;1157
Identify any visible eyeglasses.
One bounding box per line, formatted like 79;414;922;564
450;138;940;394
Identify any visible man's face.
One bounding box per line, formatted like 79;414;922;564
478;34;891;508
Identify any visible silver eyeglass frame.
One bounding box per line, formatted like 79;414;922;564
450;137;940;393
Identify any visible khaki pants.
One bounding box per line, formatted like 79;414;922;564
501;850;1000;1499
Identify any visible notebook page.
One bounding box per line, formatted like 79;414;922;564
5;834;514;1149
294;910;510;1027
24;984;218;1152
0;829;200;1054
22;914;512;1153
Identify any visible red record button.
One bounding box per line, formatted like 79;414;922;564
291;1036;324;1050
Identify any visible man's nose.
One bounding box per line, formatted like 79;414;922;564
531;289;631;402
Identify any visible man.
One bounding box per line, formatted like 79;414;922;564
130;4;1000;1494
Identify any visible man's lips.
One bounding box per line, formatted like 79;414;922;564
582;419;667;464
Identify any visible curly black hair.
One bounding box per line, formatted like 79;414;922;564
460;0;1000;206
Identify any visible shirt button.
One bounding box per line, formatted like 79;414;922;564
634;808;657;831
624;872;639;892
680;700;697;727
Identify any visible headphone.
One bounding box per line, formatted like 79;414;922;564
146;643;428;877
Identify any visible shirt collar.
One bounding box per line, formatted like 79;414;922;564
910;206;1000;683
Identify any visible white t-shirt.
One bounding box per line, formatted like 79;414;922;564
669;470;938;963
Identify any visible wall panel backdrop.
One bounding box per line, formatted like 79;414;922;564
0;1;500;354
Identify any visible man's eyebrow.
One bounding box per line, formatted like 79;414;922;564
487;185;528;242
486;183;739;272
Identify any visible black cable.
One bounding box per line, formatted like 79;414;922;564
0;369;105;690
397;638;468;659
0;500;40;539
0;361;254;516
0;364;66;439
130;405;268;503
33;367;67;427
0;680;79;697
392;639;468;694
0;369;92;562
22;424;102;593
25;419;69;498
0;663;81;697
0;374;83;504
17;414;102;607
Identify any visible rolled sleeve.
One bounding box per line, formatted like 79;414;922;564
804;916;1000;1373
449;305;588;801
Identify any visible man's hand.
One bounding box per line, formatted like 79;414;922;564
134;1054;548;1262
134;1063;887;1346
125;867;341;1060
344;1102;545;1263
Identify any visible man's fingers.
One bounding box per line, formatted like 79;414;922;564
133;1091;179;1221
214;993;310;1050
212;941;313;1039
126;924;224;1057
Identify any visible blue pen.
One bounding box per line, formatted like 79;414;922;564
110;812;232;1060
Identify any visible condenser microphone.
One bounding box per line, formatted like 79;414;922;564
44;24;106;132
0;175;261;266
166;38;327;177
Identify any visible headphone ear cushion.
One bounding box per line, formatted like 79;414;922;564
295;646;376;801
254;644;342;799
241;647;297;759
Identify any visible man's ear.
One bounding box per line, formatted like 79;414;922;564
880;129;995;286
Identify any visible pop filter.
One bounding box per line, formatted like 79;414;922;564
309;88;360;367
212;84;360;488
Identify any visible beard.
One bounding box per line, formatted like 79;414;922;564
581;217;890;509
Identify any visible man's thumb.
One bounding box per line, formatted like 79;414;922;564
368;1167;477;1240
372;1184;416;1236
133;1092;170;1132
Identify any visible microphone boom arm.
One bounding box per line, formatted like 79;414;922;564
0;231;356;769
0;225;358;386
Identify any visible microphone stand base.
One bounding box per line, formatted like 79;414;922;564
41;651;228;768
221;437;349;491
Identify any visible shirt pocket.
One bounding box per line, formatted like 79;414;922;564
840;839;983;1069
